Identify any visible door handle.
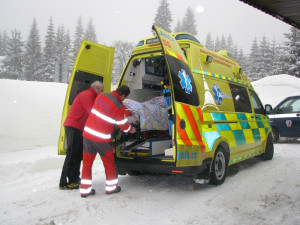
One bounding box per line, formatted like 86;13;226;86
296;113;300;117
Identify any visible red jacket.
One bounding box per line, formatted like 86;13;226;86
64;88;98;131
83;91;132;143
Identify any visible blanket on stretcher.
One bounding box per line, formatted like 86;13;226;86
123;96;169;131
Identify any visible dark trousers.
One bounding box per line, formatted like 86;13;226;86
59;126;83;186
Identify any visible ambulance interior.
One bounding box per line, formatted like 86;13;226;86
114;55;174;160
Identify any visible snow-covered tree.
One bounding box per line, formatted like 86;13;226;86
205;32;214;50
0;32;4;56
64;29;72;76
54;25;71;83
84;18;97;43
43;17;56;81
256;35;272;78
214;36;221;51
220;35;226;50
273;41;287;75
0;31;8;56
232;43;239;59
283;27;300;77
55;25;65;63
153;0;173;33
1;29;24;79
181;7;197;35
248;37;260;81
237;48;249;74
24;18;43;81
72;16;84;57
174;20;182;33
226;34;234;54
112;40;134;84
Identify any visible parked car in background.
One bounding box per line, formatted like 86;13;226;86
268;95;300;142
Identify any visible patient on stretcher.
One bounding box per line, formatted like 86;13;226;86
123;96;169;131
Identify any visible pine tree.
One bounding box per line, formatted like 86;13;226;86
55;25;65;63
220;35;226;50
257;35;272;78
43;17;56;81
72;16;84;57
153;0;173;33
214;36;221;51
64;29;72;77
283;27;300;77
273;41;287;75
112;40;134;84
0;31;8;56
54;25;71;82
205;32;214;50
24;18;43;81
174;20;182;33
84;18;98;43
232;44;239;59
226;34;234;54
2;29;24;79
248;37;260;81
0;32;3;56
237;48;248;73
181;7;197;35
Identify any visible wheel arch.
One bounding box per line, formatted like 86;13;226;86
209;136;231;160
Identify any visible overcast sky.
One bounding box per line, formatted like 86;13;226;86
0;0;292;53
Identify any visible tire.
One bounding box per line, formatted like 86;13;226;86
262;134;274;161
272;127;279;143
210;146;229;185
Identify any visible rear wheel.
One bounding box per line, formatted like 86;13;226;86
272;127;279;143
210;146;229;185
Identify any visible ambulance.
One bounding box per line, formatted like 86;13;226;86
58;25;274;185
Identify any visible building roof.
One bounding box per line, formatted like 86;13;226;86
239;0;300;29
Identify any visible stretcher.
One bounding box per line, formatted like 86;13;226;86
113;124;171;157
114;94;172;157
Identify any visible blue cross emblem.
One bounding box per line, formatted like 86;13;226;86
178;69;192;94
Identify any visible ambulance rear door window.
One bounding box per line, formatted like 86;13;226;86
69;70;103;105
229;83;251;113
167;55;199;106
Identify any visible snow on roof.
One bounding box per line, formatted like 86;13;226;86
252;74;300;107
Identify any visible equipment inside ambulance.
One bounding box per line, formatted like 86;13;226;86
59;26;274;186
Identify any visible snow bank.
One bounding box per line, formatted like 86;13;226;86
0;79;67;152
252;74;300;107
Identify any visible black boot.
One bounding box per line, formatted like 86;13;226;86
81;189;96;198
106;186;121;195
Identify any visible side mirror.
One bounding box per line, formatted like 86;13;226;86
265;104;272;114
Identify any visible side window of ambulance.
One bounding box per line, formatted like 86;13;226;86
249;90;265;114
229;83;251;113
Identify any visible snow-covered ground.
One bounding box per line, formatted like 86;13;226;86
0;75;300;225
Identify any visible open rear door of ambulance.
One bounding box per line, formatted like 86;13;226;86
58;40;114;155
153;26;205;171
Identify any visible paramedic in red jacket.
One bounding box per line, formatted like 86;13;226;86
59;81;104;190
80;85;136;197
